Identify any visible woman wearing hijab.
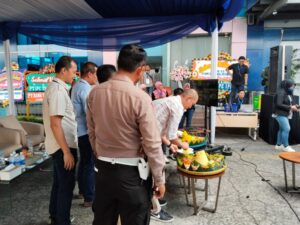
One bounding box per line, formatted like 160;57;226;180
152;81;168;100
274;79;299;152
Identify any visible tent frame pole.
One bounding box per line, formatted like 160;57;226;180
210;20;218;144
3;39;15;115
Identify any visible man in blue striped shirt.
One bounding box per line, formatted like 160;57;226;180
71;62;98;207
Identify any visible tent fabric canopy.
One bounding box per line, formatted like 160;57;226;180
0;0;100;22
1;0;243;50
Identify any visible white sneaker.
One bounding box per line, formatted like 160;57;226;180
275;145;283;150
283;146;296;152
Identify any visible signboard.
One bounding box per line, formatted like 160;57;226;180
26;73;56;92
25;73;56;103
0;70;25;101
27;92;45;103
191;59;236;81
25;73;78;103
191;59;237;100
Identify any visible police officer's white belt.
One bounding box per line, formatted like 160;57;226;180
98;156;141;167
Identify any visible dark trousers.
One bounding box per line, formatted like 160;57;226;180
179;108;195;129
161;143;167;154
49;149;77;225
93;160;152;225
77;135;95;202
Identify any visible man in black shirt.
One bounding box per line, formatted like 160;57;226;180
227;56;249;103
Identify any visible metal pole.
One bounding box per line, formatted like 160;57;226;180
191;178;198;215
292;162;296;189
210;19;218;144
283;160;288;192
165;43;171;86
3;39;15;115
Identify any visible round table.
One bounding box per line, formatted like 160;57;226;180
177;169;225;214
279;152;300;193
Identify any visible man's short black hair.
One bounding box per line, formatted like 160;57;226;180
238;56;246;60
97;64;116;83
173;88;184;96
55;56;76;73
81;62;98;78
117;44;147;72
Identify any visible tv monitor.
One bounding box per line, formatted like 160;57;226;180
190;79;218;107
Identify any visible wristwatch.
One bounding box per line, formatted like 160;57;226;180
167;143;172;148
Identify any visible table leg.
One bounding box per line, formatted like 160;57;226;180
248;128;257;141
283;160;288;193
213;176;222;213
191;178;198;215
205;179;208;201
254;128;257;141
202;176;222;213
182;175;189;205
292;163;296;190
178;174;183;187
188;178;191;194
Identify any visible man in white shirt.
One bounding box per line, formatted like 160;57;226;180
43;56;78;225
153;89;198;151
151;89;198;222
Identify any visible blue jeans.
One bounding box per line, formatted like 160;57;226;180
49;149;77;225
77;135;95;202
179;108;195;129
275;116;290;147
230;84;244;104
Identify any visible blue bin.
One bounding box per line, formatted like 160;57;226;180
231;103;238;112
224;103;230;112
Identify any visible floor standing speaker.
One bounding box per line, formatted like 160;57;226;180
259;94;300;145
268;46;293;95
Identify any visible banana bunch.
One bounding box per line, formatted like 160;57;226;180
181;131;205;145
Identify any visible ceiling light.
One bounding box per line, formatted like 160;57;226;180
272;10;278;15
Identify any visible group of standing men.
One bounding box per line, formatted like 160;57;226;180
43;44;198;225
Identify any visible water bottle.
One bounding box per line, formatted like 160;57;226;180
19;153;26;166
9;152;16;165
14;154;21;166
0;152;6;170
27;138;34;154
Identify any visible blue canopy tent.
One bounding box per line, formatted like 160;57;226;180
1;0;243;143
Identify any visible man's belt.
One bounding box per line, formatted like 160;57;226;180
97;156;141;167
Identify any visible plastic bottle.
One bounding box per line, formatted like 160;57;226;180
14;154;20;166
19;153;26;166
0;152;6;170
8;152;15;165
27;138;34;153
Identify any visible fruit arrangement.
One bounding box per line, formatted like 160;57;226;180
177;149;226;175
179;131;206;145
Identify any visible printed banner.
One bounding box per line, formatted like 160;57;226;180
0;70;25;101
26;73;56;92
27;92;45;103
191;59;238;100
191;59;237;81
